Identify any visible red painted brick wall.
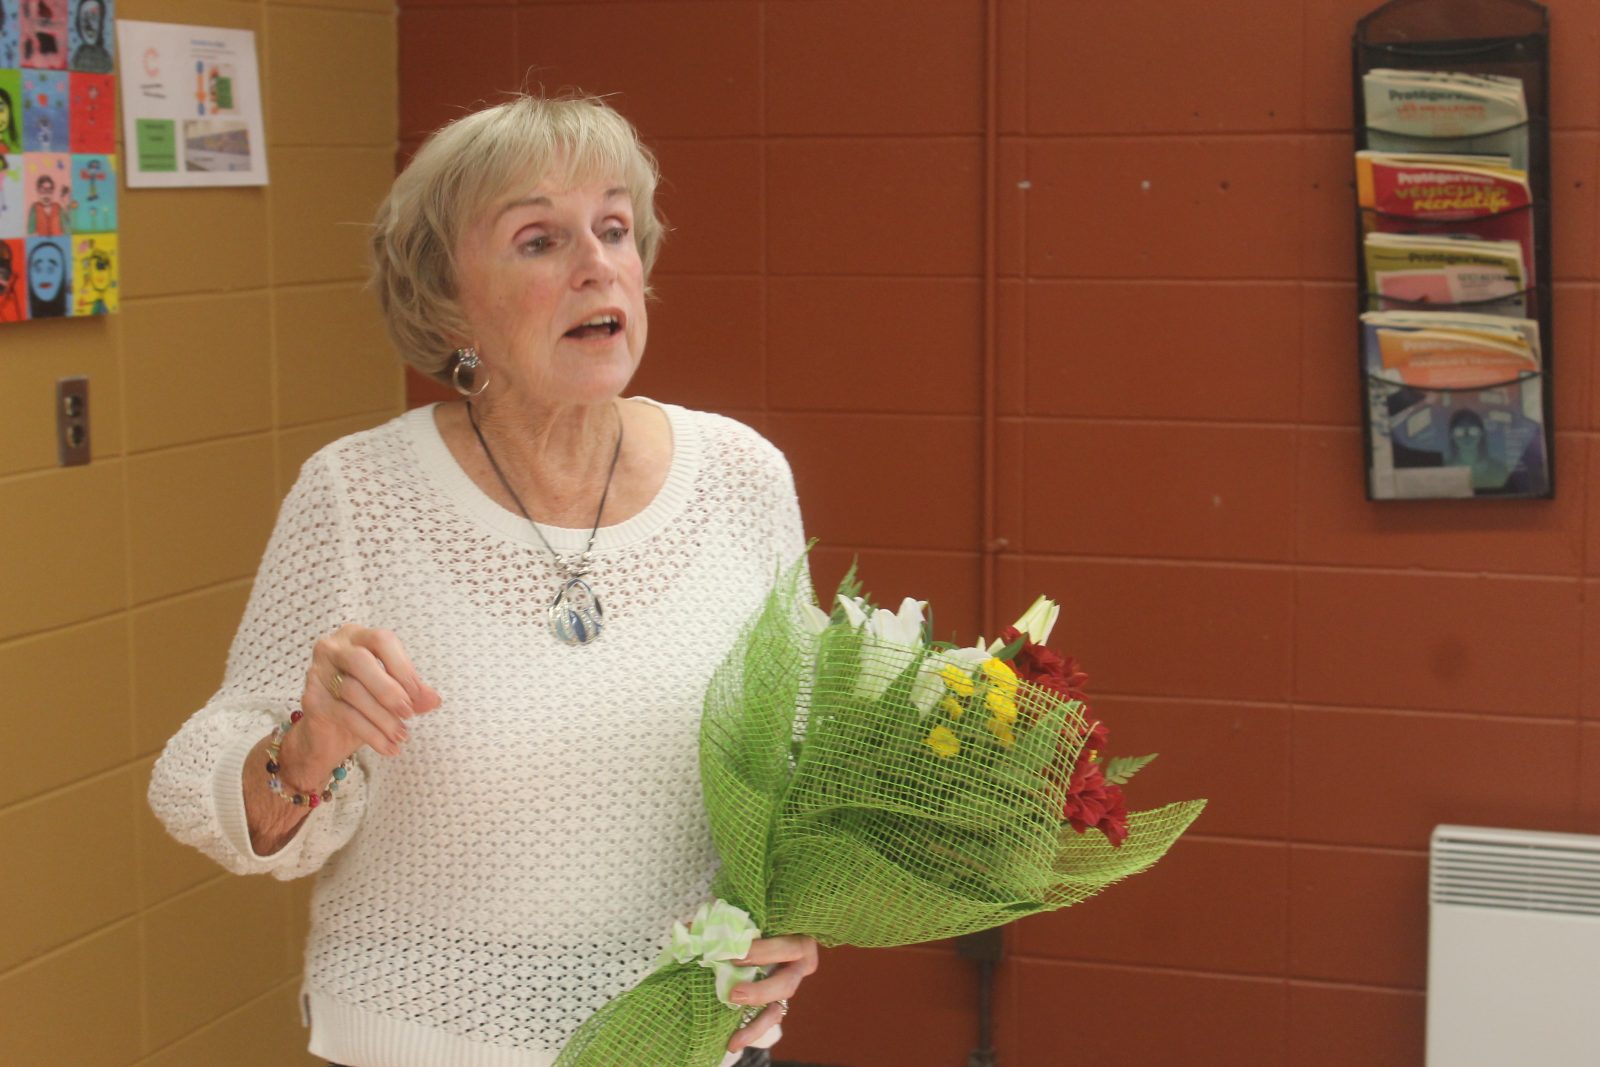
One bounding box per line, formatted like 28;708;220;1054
397;2;1600;1063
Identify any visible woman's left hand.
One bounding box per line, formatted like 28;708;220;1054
725;935;820;1054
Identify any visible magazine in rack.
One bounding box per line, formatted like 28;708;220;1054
1363;68;1530;168
1361;311;1545;499
1352;1;1552;502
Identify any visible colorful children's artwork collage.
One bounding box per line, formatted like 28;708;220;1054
1;0;118;323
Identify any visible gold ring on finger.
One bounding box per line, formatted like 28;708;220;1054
328;669;345;701
778;998;790;1019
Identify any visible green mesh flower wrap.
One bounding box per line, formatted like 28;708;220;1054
555;563;1206;1066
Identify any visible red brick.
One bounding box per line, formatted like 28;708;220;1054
1552;133;1599;283
1092;695;1291;840
1553;283;1594;432
649;139;763;276
995;279;1025;417
1023;421;1296;562
1301;132;1357;282
996;0;1026;135
766;138;983;276
765;0;984;135
513;2;760;139
1026;137;1303;279
406;367;455;409
1303;0;1385;131
1581;723;1600;831
1296;427;1585;577
994;416;1026;556
1300;282;1362;427
1024;280;1302;421
808;547;982;639
766;278;982;414
766;414;982;552
1010;960;1287;1066
778;945;979;1067
1294;570;1583;716
1014;838;1288;975
1289;845;1427;988
1291;706;1583;850
1582;580;1600;716
1289;982;1425;1067
398;8;520;139
1028;0;1302;134
1019;558;1296;703
996;137;1027;277
1550;0;1600;131
627;275;764;412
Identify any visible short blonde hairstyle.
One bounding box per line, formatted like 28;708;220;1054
370;93;666;381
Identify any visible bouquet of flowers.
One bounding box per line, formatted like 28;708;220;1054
555;560;1205;1066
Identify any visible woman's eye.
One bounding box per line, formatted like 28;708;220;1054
602;225;630;243
519;234;551;255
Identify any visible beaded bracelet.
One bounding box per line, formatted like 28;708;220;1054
265;710;356;809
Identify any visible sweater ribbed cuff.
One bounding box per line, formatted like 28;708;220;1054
213;728;313;870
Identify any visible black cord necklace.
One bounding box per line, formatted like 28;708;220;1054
466;400;624;645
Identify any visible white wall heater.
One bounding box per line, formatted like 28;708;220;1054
1427;824;1600;1067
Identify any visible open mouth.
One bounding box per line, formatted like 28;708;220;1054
563;313;624;341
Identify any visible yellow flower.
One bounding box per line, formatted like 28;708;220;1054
938;663;976;697
925;725;960;758
981;657;1019;695
938;694;965;720
985;717;1016;747
985;687;1018;723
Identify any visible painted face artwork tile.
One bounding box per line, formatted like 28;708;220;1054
70;228;109;314
2;0;110;326
24;233;66;316
0;236;24;320
65;0;109;73
0;67;20;239
1;0;20;68
67;150;107;230
68;69;109;151
18;0;64;70
23;150;66;235
21;67;66;151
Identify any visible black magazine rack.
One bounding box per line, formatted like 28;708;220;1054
1352;0;1555;499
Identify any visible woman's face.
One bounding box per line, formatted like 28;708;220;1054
454;168;647;410
30;245;64;300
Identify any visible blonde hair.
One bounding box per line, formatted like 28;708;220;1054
370;93;666;381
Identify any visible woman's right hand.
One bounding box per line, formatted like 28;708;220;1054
280;625;442;785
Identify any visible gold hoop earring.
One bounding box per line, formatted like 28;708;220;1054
451;347;489;397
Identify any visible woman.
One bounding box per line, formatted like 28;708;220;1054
150;94;817;1067
26;236;68;316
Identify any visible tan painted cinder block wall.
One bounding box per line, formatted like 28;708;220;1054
0;0;400;1060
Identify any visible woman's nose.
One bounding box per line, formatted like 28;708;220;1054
571;232;618;288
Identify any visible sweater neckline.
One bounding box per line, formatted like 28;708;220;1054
404;398;701;554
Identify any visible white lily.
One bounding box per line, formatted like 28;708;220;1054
797;601;833;636
836;594;872;630
1013;595;1061;645
911;644;991;715
841;595;927;702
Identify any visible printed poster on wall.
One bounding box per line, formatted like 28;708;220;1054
114;20;266;188
1;0;121;323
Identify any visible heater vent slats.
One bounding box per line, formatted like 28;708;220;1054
1431;829;1600;917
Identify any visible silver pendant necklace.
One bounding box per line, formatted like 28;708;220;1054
466;400;624;646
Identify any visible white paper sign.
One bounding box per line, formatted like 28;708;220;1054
114;20;267;187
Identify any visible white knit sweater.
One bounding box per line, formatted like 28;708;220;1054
149;400;806;1067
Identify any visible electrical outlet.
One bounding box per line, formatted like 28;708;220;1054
56;376;90;466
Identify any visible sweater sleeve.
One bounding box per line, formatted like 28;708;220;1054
148;450;369;880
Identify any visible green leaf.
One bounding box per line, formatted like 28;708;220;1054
1103;753;1157;786
993;636;1026;662
830;557;866;625
835;556;863;602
